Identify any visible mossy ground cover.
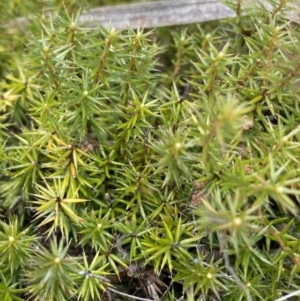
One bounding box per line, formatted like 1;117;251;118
0;1;300;300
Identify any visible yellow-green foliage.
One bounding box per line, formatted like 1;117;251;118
0;1;300;301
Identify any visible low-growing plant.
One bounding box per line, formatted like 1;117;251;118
1;0;300;300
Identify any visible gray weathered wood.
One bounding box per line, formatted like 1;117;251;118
241;0;300;24
5;0;300;32
80;0;236;29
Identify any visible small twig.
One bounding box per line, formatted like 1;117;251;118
116;234;129;260
274;290;300;301
80;270;155;301
79;270;110;282
108;286;155;301
159;280;173;300
219;231;253;301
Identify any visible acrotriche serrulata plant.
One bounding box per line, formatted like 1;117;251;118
1;0;300;300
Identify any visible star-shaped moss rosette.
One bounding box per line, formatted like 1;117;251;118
1;0;300;300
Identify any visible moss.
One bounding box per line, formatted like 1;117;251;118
0;1;300;300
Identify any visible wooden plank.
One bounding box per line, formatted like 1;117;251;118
5;0;300;32
80;0;236;29
240;0;300;24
